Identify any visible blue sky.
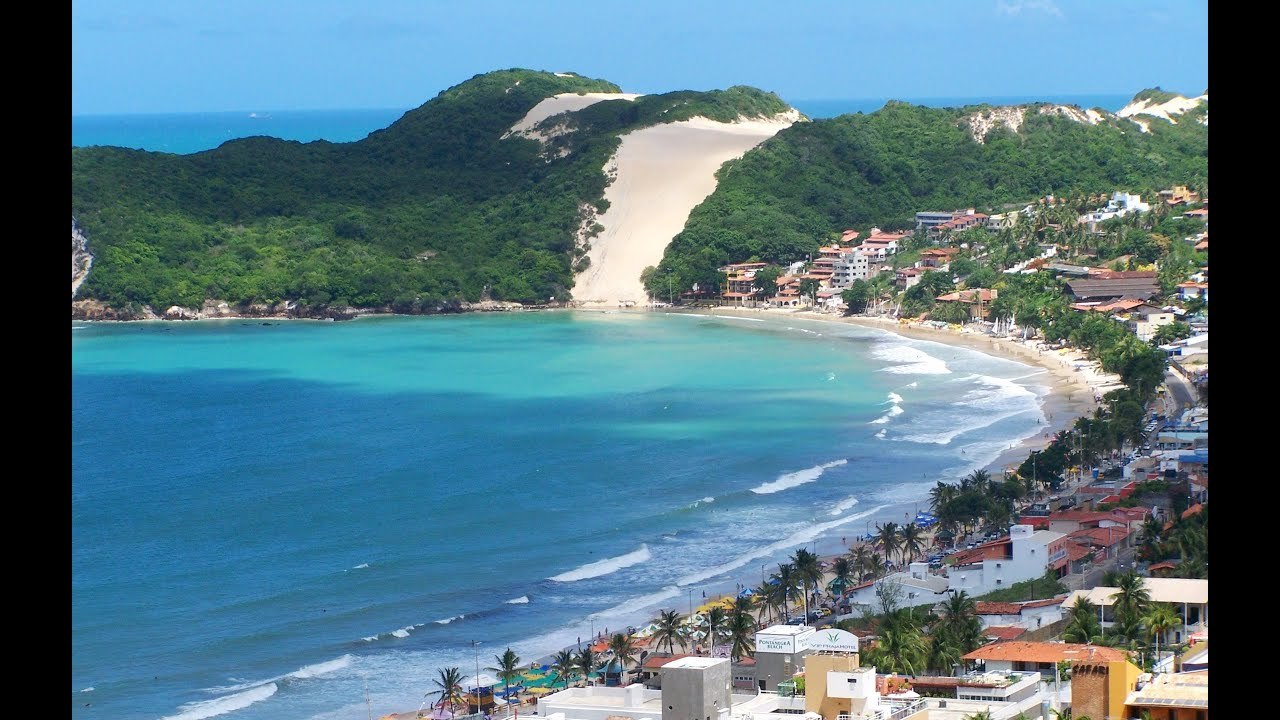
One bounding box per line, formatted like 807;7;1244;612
71;0;1208;115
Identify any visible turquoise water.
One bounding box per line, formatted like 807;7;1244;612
72;311;1049;720
70;94;1134;155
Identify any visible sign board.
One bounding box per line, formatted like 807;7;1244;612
754;627;815;654
807;629;859;653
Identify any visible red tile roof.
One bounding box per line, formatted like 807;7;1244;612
975;602;1025;615
1181;503;1204;519
964;641;1130;664
984;626;1028;641
936;288;997;303
642;653;693;669
1066;526;1131;547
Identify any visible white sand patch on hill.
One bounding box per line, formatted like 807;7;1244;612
1117;93;1208;125
507;93;643;136
1038;104;1104;125
962;106;1026;143
572;111;801;306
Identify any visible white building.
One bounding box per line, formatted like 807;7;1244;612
946;525;1066;597
844;562;950;610
832;250;877;286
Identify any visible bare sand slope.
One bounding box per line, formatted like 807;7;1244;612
507;92;642;136
573;113;800;306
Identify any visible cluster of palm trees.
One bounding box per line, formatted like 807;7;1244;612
849;588;985;677
928;469;1031;546
650;595;758;661
1136;504;1208;579
1062;570;1186;670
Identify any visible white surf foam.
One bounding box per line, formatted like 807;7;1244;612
362;635;378;642
433;615;464;625
549;544;651;582
80;687;95;693
886;392;904;404
391;628;411;638
701;496;715;503
868;404;904;425
871;342;952;375
874;429;887;438
506;595;530;604
896;374;1041;444
587;586;681;620
161;683;278;720
290;656;351;679
675;505;887;586
751;459;848;494
350;563;369;570
830;496;860;516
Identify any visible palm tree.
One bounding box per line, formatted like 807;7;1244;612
876;523;901;568
487;648;522;711
652;609;685;656
705;606;729;657
900;523;926;565
829;557;853;598
849;545;872;582
929;481;957;515
771;563;800;621
576;647;600;686
1114;571;1151;629
1144;603;1181;670
1062;596;1103;644
937;591;983;654
606;633;639;685
550;649;578;688
427;667;467;714
791;548;823;620
867;552;887;580
726;607;756;660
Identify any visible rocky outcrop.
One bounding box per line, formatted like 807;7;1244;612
72;217;93;299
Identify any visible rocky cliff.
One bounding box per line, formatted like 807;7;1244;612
71;217;92;299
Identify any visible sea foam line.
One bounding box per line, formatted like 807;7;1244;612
830;496;860;516
433;615;464;625
549;545;651;582
203;655;353;695
751;459;848;494
675;505;888;586
160;683;279;720
871;342;952;375
506;595;530;604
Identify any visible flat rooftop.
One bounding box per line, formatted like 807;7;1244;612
758;625;814;636
665;656;729;670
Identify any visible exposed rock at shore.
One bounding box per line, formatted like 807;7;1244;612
72;297;532;322
72;218;93;299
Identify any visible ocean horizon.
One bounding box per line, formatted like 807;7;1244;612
73;311;1053;720
71;93;1134;155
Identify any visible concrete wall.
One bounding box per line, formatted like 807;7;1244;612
661;660;732;720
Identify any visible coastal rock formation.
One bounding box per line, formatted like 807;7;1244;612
72;217;93;299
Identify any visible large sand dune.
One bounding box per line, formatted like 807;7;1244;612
572;112;800;306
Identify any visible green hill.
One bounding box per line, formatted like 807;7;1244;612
648;100;1207;294
71;69;790;315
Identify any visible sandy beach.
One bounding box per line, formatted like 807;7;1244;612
570;112;801;306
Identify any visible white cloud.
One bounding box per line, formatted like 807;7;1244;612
996;0;1064;18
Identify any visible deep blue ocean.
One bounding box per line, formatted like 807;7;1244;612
71;94;1132;155
72;312;1052;720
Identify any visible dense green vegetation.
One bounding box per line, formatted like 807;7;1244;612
72;69;789;313
648;95;1207;295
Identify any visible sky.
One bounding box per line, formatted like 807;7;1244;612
71;0;1209;115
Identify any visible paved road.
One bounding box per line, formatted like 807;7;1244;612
1063;540;1139;591
1163;368;1197;411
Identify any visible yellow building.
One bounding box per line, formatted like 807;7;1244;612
1071;658;1143;720
1124;670;1209;720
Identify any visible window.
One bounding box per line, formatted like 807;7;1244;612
996;579;1002;585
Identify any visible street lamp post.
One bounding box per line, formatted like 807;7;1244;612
472;640;482;716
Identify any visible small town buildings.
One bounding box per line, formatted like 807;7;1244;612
1064;275;1161;303
946;525;1066;597
974;597;1067;632
934;288;997;321
1159;185;1199;206
917;247;958;268
1176;282;1208;302
963;641;1130;676
1059;578;1208;646
895;267;924;289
